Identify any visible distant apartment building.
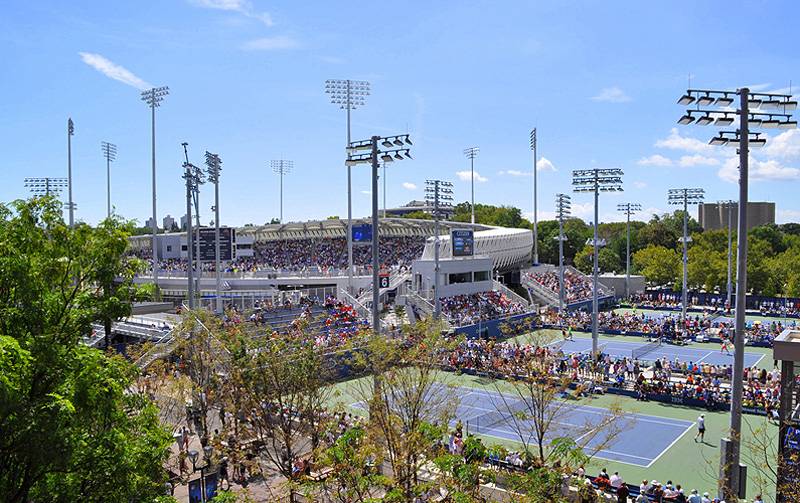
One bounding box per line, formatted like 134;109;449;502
162;214;176;231
698;201;775;231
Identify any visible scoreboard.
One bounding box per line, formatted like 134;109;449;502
451;229;474;257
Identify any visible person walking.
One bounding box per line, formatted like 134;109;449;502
694;414;706;443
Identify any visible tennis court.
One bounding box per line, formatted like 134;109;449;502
458;387;693;467
553;336;764;367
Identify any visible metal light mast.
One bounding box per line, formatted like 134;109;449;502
326;79;370;294
206;151;223;314
101;141;117;218
530;129;539;264
463;147;479;224
573;168;624;357
67;118;75;226
426;179;454;319
616;202;641;299
25;177;68;198
718;200;736;311
667;188;704;325
271;160;293;224
555;194;571;313
141;86;169;295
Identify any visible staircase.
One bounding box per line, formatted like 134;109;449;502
356;271;412;306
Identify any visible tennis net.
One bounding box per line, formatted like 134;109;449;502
631;338;662;360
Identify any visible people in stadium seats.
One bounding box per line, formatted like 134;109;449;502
524;270;599;303
439;291;527;326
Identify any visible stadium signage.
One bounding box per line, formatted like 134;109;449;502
197;227;235;262
352;224;372;245
451;229;474;257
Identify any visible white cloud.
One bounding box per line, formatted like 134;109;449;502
637;154;673;167
538;157;556;172
190;0;273;26
241;36;299;50
655;128;712;153
499;169;530;177
764;129;800;158
456;170;488;183
718;157;800;183
360;190;371;195
590;86;631;103
78;52;152;90
778;209;800;224
637;206;665;219
633;181;647;189
401;182;417;190
570;202;593;219
678;154;719;167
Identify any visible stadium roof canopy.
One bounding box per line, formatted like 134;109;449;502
240;218;490;241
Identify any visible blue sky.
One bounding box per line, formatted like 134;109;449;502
2;0;800;227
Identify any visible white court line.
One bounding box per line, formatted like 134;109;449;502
694;350;714;364
645;421;695;468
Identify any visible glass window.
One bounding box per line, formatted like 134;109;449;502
448;272;471;284
474;271;489;282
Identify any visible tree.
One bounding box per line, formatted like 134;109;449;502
0;197;173;503
632;245;680;286
400;210;432;220
574;246;622;274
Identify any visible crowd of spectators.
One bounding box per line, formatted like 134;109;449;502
525;269;598;303
440;291;528;326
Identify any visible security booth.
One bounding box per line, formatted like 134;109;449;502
773;329;800;501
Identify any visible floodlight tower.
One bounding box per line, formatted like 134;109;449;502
206;151;223;314
616;202;641;299
24;177;68;198
717;200;736;310
101;141;117;218
181;143;204;309
463;147;480;224
530;129;539;264
141;86;169;293
325;79;370;294
676;86;796;500
425;179;454;319
67;118;75;226
271;160;292;224
667;188;704;326
555;194;571;313
572;168;624;357
346;134;412;337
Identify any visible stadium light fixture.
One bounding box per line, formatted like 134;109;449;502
530;128;540;265
572;167;623;357
271;160;293;224
697;94;715;106
695;114;714;126
101;141;117;219
24;177;68;197
325;78;371;295
555;193;571;314
425;179;454;320
715;114;735;127
463;147;480;224
678;114;695;125
667;188;704;328
347;134;412;338
617;202;642;299
205;151;223;314
141;86;170;296
716;95;735;107
677;93;695;106
717;200;736;312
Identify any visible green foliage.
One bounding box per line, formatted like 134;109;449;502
574;246;622;274
632;245;680;286
400;210;432;220
0;197;173;503
452;202;531;228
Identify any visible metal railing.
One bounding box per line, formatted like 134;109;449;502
338;288;388;330
492;280;531;308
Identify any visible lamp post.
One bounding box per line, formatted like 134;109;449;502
205;152;223;314
382;160;387;218
326;79;370;295
555;194;571;314
346;134;412;337
667;189;704;331
463;147;479;224
573;168;624;357
616;202;641;299
530;129;539;264
187;445;215;503
425;179;454;319
676;86;796;500
101;141;117;218
182;143;204;309
271;160;292;224
24;177;67;198
67;118;75;226
717;200;735;311
141;86;169;296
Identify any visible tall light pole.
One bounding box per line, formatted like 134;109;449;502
676;87;796;500
67;118;75;226
425;179;454;319
718;200;735;311
24;177;68;198
101;141;117;218
181;143;204;309
463;147;479;224
573;168;623;357
555;194;571;314
326;79;370;294
347;134;412;336
617;202;641;299
271;160;292;224
668;188;704;327
141;86;169;296
530;129;539;264
382;160;387;218
206;151;223;314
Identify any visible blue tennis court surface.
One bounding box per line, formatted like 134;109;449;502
459;387;693;467
554;336;764;367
